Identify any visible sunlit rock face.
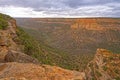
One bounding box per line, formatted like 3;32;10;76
86;49;120;80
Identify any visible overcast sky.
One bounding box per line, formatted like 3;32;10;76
0;0;120;17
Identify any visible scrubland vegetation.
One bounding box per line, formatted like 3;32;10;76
16;27;93;71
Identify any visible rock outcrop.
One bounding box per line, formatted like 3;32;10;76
0;62;85;80
86;49;120;80
4;50;39;64
0;15;38;63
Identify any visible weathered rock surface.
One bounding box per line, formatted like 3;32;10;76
0;19;22;63
0;77;28;80
0;62;85;80
4;50;39;64
86;49;120;80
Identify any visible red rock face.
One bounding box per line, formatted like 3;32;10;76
71;18;120;30
9;19;17;29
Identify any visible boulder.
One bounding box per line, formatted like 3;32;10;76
4;50;39;64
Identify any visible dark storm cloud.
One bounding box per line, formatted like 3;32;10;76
63;0;120;7
0;0;63;8
0;0;119;7
0;0;120;17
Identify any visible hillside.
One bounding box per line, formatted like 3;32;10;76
0;13;120;80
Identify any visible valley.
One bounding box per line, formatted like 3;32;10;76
16;18;120;71
16;18;120;54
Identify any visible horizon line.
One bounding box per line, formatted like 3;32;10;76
14;17;120;19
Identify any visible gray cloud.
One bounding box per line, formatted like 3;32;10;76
0;0;120;17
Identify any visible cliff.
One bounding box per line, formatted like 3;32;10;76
71;18;120;30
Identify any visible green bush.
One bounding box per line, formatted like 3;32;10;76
0;13;12;20
0;13;11;30
0;18;8;29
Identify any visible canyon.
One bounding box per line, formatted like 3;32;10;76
0;13;120;80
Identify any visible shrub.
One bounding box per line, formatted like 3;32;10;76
0;18;8;29
0;13;11;30
0;13;12;20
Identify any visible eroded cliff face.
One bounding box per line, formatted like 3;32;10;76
86;49;120;80
0;18;39;63
0;19;18;62
71;19;120;31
